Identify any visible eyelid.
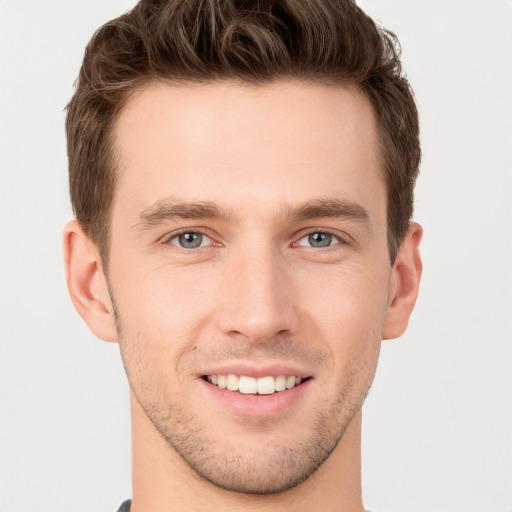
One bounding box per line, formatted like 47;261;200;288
157;226;351;249
292;228;350;247
160;227;220;247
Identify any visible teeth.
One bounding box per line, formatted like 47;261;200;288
286;375;296;389
206;374;305;395
217;374;227;389
239;376;257;394
257;376;275;395
226;374;239;391
275;375;287;392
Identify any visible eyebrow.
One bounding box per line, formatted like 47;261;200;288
132;198;234;231
132;197;372;232
288;198;371;227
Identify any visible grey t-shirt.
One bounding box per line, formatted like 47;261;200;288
116;499;374;511
116;500;131;512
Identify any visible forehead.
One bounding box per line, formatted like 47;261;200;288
112;80;384;221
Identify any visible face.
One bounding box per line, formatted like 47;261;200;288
108;81;392;493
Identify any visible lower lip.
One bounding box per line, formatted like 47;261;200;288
199;378;312;417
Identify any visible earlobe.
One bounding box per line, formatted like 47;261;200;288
63;220;118;343
382;222;423;340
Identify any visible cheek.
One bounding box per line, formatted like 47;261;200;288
296;263;389;357
302;260;389;316
111;261;220;370
114;255;217;319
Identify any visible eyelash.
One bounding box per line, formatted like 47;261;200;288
161;228;349;251
161;229;217;250
293;229;348;249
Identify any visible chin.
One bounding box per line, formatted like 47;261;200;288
155;405;350;495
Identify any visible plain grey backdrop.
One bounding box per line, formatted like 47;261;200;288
0;1;511;511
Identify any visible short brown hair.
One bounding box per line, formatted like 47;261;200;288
66;0;420;263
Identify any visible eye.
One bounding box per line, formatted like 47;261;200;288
296;231;341;248
169;231;212;249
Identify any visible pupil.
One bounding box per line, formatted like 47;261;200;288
309;232;332;247
179;232;202;248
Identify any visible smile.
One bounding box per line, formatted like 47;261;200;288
205;374;306;395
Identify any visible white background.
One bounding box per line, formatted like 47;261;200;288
0;1;511;511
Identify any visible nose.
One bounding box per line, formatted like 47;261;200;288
217;247;299;344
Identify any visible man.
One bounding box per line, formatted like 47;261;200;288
63;1;422;510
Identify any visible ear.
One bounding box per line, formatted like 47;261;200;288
382;222;423;340
63;220;118;343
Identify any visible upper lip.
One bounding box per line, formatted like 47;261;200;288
199;362;312;379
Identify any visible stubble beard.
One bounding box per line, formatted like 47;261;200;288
110;283;381;494
138;391;355;494
122;346;379;495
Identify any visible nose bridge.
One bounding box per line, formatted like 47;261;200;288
219;241;297;343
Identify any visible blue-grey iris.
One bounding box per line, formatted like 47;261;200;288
308;232;332;248
179;232;203;248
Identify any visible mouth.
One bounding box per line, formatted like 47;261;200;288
203;374;310;395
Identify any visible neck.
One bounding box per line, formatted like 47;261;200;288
130;392;364;512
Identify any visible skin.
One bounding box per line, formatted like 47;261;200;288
64;81;422;512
